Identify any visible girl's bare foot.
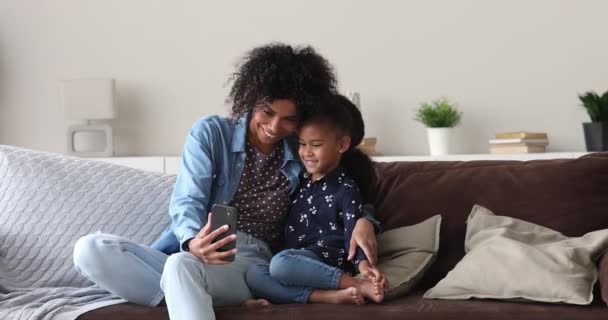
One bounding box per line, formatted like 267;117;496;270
241;299;271;308
333;287;365;305
373;279;384;297
357;279;384;303
309;287;364;305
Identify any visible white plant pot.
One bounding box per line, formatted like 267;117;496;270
426;127;451;156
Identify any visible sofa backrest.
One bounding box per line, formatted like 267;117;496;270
373;153;608;290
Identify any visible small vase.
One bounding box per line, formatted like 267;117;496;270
583;122;608;151
426;127;451;156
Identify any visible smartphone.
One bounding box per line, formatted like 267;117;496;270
210;204;238;262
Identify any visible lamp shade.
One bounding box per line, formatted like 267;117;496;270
60;78;116;120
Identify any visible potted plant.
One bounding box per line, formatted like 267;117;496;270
579;90;608;151
415;97;462;155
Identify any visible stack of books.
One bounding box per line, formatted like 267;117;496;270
489;132;549;154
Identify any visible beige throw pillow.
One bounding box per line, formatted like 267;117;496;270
357;215;441;300
424;205;608;305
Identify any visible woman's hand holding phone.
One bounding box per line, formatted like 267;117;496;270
187;212;238;264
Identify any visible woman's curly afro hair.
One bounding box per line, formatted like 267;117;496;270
226;43;337;120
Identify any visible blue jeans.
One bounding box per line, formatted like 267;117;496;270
245;249;343;304
74;231;272;320
73;233;168;306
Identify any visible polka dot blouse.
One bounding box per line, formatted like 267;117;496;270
230;142;291;248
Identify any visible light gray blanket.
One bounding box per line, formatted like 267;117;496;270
0;145;175;320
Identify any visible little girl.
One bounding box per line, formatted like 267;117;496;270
245;94;385;305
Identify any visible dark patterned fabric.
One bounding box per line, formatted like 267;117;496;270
231;142;291;247
284;167;367;272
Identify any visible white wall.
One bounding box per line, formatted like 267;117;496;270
1;0;607;156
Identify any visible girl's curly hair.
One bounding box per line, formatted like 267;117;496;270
226;43;337;120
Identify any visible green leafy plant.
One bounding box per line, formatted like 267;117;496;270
415;97;462;128
578;90;608;122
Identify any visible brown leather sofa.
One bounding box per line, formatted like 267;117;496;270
79;153;608;320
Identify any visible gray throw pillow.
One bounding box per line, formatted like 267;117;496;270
424;205;608;305
357;215;441;300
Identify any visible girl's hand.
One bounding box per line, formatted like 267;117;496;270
348;218;378;266
358;260;388;290
187;212;237;264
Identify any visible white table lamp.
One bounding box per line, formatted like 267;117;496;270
60;78;116;157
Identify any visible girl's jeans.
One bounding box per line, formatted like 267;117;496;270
245;249;343;304
73;231;272;320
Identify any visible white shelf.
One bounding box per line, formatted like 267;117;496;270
164;156;181;175
371;152;589;162
92;152;590;175
96;156;165;173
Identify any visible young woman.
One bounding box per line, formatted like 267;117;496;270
73;43;379;320
245;94;386;305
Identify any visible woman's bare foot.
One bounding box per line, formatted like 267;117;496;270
309;287;364;305
241;299;271;308
357;279;384;303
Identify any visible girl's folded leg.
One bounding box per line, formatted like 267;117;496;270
246;262;364;305
269;249;342;289
245;263;312;304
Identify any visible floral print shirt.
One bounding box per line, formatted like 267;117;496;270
284;167;367;273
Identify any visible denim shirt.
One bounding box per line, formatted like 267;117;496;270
152;114;302;254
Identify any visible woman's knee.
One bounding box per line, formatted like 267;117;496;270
73;233;111;277
163;252;207;281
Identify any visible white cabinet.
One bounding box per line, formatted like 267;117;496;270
372;152;588;162
164;157;181;175
97;156;165;173
96;152;590;174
